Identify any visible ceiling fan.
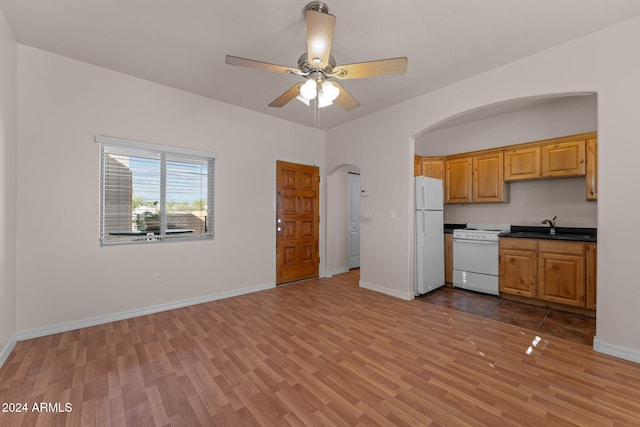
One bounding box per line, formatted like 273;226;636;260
225;1;408;111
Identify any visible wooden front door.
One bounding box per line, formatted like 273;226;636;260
276;161;320;284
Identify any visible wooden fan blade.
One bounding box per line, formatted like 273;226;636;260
269;83;304;108
331;81;360;111
306;9;335;68
333;57;408;80
225;55;300;74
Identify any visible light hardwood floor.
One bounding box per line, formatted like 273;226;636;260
2;269;640;426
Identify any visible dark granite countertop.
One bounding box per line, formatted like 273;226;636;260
444;223;466;234
500;226;597;242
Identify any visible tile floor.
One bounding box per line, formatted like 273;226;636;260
418;286;596;346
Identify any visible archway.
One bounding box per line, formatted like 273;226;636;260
326;163;361;276
411;92;598;338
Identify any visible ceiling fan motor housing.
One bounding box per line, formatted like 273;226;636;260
297;53;336;76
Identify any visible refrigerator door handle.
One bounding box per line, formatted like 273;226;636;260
422;185;427;209
423;212;427;235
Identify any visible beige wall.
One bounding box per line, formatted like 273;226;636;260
326;17;640;361
0;8;17;364
445;178;596;227
16;45;324;334
415;95;597;156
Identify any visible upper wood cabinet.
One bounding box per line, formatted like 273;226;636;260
586;138;598;200
504;146;541;181
419;157;446;181
415;156;446;198
445;157;473;203
414;155;421;176
473;152;506;203
446;154;506;204
541;140;586;178
416;132;596;203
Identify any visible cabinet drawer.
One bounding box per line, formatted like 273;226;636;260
538;240;585;255
499;237;537;251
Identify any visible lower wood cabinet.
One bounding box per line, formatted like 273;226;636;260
586;243;597;310
499;238;537;297
538;240;585;307
499;237;595;310
444;233;453;283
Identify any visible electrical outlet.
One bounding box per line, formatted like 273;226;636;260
154;273;161;285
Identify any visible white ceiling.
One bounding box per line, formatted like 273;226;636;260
2;1;640;130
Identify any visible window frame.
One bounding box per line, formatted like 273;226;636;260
96;135;215;246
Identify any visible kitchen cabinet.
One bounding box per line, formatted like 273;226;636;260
586;138;598;200
419;156;446;197
444;233;453;283
445;157;472;203
499;237;595;311
416;132;595;204
473;152;506;203
504;146;541;181
419;157;446;181
499;238;537;298
586;243;597;310
538;240;585;308
541;140;586;178
446;153;506;204
504;135;590;182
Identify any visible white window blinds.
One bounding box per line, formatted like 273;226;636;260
96;135;215;245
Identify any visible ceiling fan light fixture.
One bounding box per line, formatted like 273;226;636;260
321;80;340;101
317;95;333;108
296;94;311;106
300;79;318;100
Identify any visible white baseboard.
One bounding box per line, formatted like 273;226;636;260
359;280;414;301
593;338;640;363
327;267;350;277
17;282;275;341
0;333;17;368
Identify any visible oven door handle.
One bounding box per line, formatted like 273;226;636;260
453;239;498;246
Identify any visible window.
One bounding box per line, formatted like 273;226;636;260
96;135;215;245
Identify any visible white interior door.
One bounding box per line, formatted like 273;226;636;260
348;173;360;269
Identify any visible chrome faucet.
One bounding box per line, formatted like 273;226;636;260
541;216;557;234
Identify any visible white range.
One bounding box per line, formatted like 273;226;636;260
452;223;511;296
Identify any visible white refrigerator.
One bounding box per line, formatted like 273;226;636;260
415;176;445;295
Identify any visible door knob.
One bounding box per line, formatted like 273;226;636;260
277;227;282;232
